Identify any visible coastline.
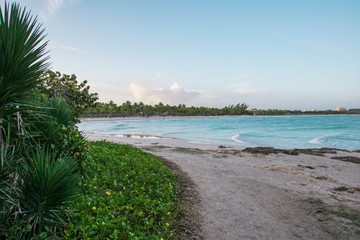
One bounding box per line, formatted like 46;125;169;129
80;113;360;122
79;115;360;151
80;115;253;122
86;133;360;239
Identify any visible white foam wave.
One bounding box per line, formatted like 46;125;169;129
309;136;323;145
231;134;247;144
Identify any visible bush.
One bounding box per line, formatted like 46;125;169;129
1;148;79;239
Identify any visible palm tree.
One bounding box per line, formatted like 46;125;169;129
0;3;79;238
0;1;49;145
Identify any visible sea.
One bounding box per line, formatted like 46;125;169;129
78;115;360;151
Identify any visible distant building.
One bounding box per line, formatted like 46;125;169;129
335;107;347;111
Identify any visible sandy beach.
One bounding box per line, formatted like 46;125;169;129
85;132;360;239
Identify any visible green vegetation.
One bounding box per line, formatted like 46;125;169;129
172;147;208;155
333;186;349;192
84;100;360;118
38;70;99;123
64;141;179;239
0;2;88;238
250;108;360;115
308;197;324;205
84;101;249;117
0;2;183;239
142;145;171;152
308;198;360;235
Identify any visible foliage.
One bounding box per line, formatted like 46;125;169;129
0;2;81;239
23;97;90;164
85;101;249;117
58;124;89;165
0;1;49;146
17;148;79;237
64;141;179;239
87;101;360;118
0;1;49;116
38;70;98;123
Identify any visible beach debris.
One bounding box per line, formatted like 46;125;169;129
241;147;299;155
297;164;315;169
172;147;207;155
331;156;360;164
241;147;342;156
333;186;349;192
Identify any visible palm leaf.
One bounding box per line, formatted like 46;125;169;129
18;147;79;234
0;2;50;113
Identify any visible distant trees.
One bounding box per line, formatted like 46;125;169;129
84;102;360;118
84;101;250;117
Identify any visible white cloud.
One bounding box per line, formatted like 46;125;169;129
46;0;64;13
228;82;268;94
90;83;134;104
234;73;251;80
49;41;87;54
45;0;81;15
129;81;200;105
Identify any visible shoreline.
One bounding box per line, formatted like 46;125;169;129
86;133;360;239
84;132;360;153
80;115;252;122
80;113;360;122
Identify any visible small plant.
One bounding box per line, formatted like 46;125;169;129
172;147;207;155
333;186;349;192
308;197;324;205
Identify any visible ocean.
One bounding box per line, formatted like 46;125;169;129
78;115;360;151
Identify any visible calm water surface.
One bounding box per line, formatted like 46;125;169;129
78;115;360;151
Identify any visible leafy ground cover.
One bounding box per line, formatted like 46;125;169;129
64;141;180;239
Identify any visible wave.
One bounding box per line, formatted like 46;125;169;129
308;135;360;150
309;136;324;145
230;134;257;147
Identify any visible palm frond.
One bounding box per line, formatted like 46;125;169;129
0;2;50;111
18;147;79;234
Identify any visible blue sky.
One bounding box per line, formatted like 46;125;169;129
4;0;360;110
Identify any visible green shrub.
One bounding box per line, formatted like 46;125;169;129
1;147;79;239
65;141;179;239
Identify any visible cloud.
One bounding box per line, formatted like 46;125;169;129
90;83;134;104
46;0;64;13
228;82;268;94
45;0;81;15
129;81;200;105
234;73;251;80
49;41;87;54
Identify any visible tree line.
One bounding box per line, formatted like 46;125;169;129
84;101;360;118
84;101;249;117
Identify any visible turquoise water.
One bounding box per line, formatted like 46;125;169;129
78;115;360;150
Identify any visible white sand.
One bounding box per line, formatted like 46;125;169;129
86;133;360;239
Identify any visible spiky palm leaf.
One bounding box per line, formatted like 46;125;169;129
0;2;49;112
18;147;79;235
0;2;49;148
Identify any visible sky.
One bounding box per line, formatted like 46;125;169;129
3;0;360;110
